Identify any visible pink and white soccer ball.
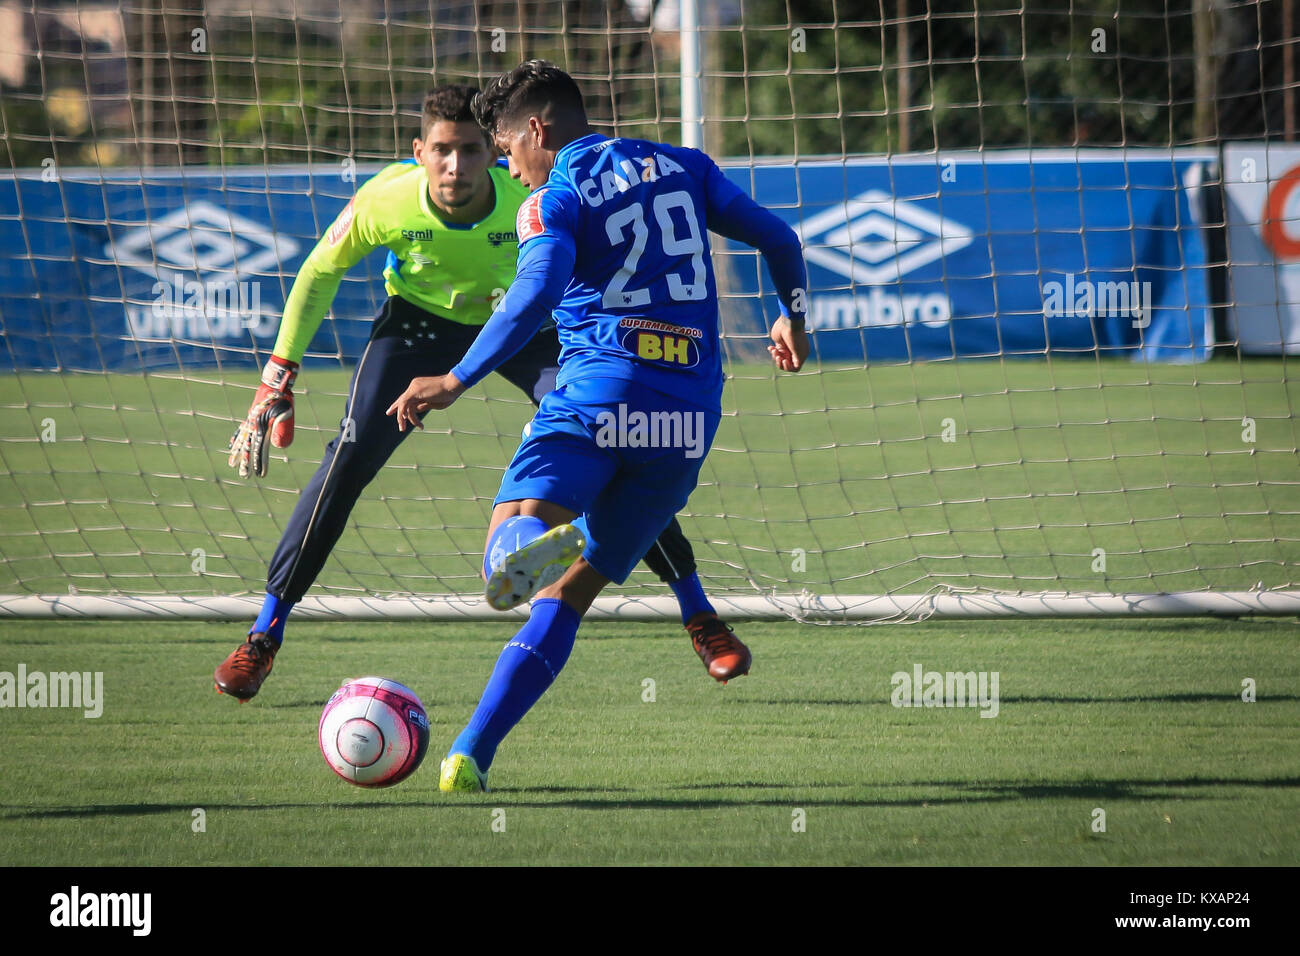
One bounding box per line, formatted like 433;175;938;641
318;677;430;787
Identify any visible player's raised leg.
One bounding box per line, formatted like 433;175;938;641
442;500;598;792
481;503;586;612
438;391;617;793
495;332;745;677
435;381;721;792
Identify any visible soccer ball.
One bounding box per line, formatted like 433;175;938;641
318;677;430;787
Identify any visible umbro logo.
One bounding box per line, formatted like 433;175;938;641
106;201;299;285
795;189;973;284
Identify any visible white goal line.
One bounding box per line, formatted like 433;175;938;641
2;592;1298;622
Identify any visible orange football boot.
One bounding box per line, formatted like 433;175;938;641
687;614;751;682
214;633;278;701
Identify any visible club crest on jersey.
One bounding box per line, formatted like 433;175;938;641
327;198;356;245
517;191;547;242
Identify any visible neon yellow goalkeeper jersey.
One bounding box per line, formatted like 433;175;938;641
272;160;528;363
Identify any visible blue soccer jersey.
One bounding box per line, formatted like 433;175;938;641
451;133;807;413
513;134;742;409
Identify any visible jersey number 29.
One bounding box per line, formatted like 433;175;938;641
601;191;707;309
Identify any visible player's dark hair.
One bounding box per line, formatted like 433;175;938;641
421;84;486;141
472;60;587;138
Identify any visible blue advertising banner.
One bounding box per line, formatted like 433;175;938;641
0;149;1213;371
0;166;382;372
717;149;1215;363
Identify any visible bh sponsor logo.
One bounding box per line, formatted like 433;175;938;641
795;189;972;330
618;317;702;368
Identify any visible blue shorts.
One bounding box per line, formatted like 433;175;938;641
494;377;720;584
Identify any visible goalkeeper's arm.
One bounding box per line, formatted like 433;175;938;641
228;198;372;477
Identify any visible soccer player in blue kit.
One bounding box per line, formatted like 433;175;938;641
387;61;809;791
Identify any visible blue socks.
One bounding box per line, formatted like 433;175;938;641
252;592;294;645
450;513;713;775
669;571;714;625
483;514;551;580
449;598;581;772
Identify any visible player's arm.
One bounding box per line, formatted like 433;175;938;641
387;190;576;430
228;195;377;476
386;238;572;429
700;157;810;371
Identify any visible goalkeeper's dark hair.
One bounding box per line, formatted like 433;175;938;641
421;84;487;142
472;60;587;138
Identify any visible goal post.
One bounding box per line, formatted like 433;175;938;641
1;1;1297;621
3;591;1300;623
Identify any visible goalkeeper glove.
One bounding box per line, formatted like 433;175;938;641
228;356;298;478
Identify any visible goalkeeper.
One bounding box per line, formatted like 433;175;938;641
215;85;750;701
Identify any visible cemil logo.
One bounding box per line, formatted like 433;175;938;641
106;200;300;285
795;188;973;284
1262;164;1300;261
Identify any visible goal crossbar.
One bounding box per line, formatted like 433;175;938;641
4;592;1298;622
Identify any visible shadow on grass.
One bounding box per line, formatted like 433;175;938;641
728;698;882;707
6;775;1295;818
729;693;1300;706
0;795;1023;815
215;691;1300;712
252;700;332;709
943;777;1300;800
999;693;1300;704
249;697;485;710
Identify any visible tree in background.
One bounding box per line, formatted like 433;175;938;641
0;0;1294;169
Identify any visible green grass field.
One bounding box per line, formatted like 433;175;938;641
1;356;1298;865
0;616;1297;866
1;357;1297;597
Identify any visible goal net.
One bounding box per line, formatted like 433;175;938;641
1;0;1298;620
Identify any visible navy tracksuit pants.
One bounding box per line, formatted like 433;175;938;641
266;296;698;602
